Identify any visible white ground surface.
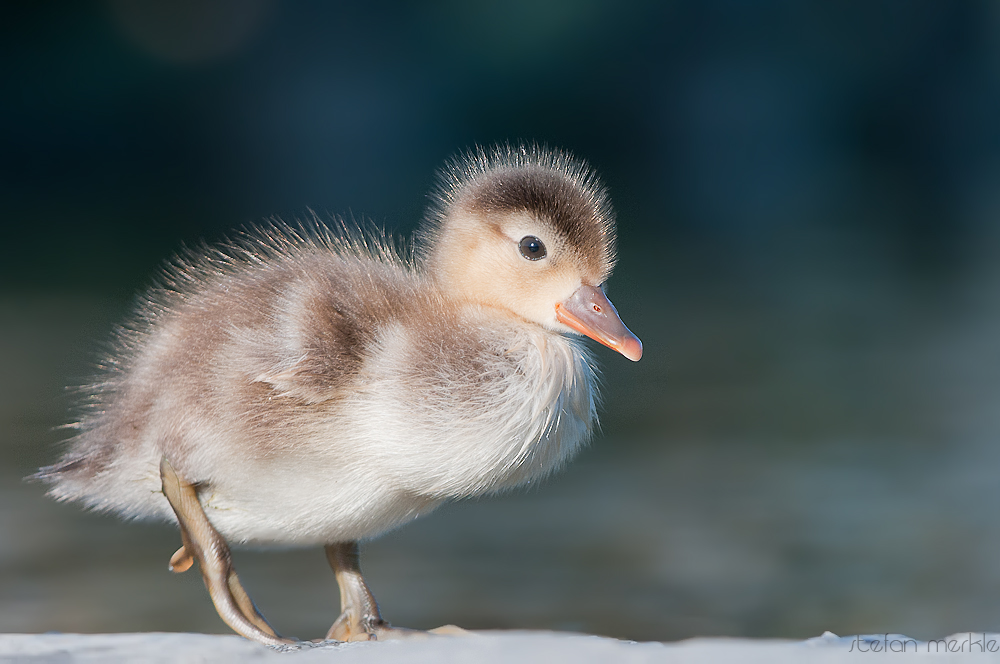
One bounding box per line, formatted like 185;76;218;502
4;631;1000;663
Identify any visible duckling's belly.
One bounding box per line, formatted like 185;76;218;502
193;461;447;545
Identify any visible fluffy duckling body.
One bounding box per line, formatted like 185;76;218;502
37;145;641;643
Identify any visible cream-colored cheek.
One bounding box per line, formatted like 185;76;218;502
509;270;581;329
429;211;583;330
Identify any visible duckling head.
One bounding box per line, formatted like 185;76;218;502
422;145;642;361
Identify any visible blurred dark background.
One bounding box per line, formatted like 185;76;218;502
3;0;1000;642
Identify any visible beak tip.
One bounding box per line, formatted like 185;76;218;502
621;336;643;362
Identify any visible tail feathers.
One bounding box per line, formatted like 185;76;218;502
28;453;121;514
31;445;169;523
28;455;89;483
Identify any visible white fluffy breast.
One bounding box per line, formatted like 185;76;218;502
346;312;599;501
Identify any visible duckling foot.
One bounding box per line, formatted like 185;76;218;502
323;542;473;641
323;542;420;641
325;541;387;641
160;457;293;646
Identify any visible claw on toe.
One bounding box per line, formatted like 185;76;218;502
169;545;194;573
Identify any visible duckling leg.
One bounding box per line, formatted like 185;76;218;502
324;542;392;641
159;457;292;646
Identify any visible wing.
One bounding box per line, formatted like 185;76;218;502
236;252;423;405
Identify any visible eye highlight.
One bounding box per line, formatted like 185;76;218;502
518;236;547;261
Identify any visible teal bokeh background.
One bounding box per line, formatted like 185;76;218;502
2;0;1000;641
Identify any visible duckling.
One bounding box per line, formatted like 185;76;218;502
35;144;642;645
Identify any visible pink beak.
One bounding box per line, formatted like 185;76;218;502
555;284;642;361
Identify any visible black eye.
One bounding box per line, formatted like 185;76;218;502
518;236;547;261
